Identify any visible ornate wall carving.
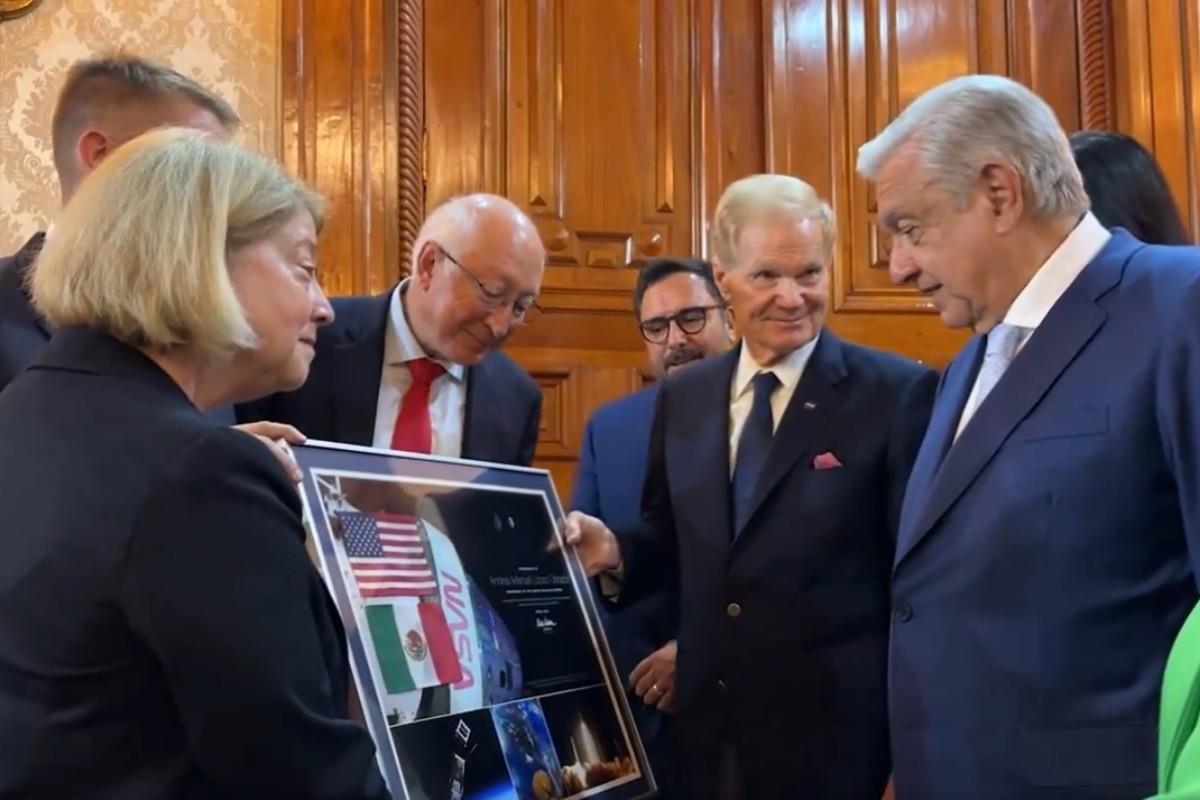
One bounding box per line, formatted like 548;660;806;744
0;0;279;252
396;0;423;272
1077;0;1115;129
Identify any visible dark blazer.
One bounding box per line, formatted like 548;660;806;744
571;386;680;797
891;231;1200;800
619;332;937;800
0;327;388;799
238;290;541;466
0;232;47;392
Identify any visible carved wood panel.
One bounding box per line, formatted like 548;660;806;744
1077;0;1115;129
522;358;648;503
284;0;1200;501
509;0;692;270
1112;0;1200;239
839;0;1007;315
280;0;403;297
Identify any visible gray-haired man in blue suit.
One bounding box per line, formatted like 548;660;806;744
861;73;1200;799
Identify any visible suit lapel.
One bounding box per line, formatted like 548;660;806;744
462;358;497;460
332;294;389;446
734;332;848;541
895;241;1130;567
673;348;738;544
893;337;983;564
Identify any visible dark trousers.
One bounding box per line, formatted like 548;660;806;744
717;744;742;800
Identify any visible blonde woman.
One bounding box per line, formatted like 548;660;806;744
0;129;388;799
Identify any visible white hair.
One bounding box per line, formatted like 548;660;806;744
711;174;835;266
410;193;543;274
857;74;1089;219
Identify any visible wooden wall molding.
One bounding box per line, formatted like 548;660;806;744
397;0;425;273
504;0;690;270
1076;0;1115;129
1112;0;1200;239
837;0;1009;315
692;0;765;258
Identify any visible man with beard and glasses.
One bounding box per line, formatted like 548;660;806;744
571;257;733;799
238;193;545;466
564;174;938;799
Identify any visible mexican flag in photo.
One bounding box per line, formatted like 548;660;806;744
366;597;463;693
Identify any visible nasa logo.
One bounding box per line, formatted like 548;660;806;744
404;629;427;661
441;570;477;689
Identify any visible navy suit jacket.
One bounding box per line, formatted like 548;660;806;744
0;232;233;424
237;290;541;466
571;386;679;794
891;231;1200;800
620;332;936;800
0;233;48;393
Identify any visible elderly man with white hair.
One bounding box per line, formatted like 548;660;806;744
239;192;545;467
565;174;936;799
860;74;1200;799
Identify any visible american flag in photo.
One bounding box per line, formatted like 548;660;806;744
338;511;437;598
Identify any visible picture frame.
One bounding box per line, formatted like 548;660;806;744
294;440;657;800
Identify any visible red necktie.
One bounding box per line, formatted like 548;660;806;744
390;358;446;453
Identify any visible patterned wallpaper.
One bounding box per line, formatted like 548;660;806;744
0;0;280;253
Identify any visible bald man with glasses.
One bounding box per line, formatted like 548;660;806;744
239;193;545;467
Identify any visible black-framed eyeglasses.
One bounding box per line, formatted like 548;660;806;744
438;246;543;325
638;304;724;343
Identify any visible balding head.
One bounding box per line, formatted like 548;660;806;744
405;194;546;365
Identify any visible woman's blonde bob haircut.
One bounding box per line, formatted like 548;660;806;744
31;127;324;356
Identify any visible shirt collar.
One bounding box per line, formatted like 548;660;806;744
1004;212;1111;330
732;334;819;401
385;278;465;381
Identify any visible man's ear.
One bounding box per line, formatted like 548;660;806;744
721;306;735;343
712;263;734;305
76;130;112;175
980;161;1024;233
412;240;441;290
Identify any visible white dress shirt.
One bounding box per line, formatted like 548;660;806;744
371;280;468;456
955;212;1111;437
600;334;818;594
728;335;818;473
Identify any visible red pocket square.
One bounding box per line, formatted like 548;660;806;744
812;451;843;470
